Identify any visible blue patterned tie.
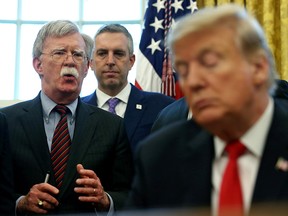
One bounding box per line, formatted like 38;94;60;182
51;105;71;188
107;98;120;114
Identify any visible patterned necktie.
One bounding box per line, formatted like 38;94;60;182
107;98;120;114
219;140;246;216
51;105;71;188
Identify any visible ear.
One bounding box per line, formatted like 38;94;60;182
129;54;136;70
82;59;90;78
83;70;88;78
83;67;88;78
90;59;96;71
251;53;269;86
33;57;44;76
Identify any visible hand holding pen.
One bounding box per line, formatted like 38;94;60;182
16;172;59;214
37;172;50;206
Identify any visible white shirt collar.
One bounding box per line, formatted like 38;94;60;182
214;97;274;159
96;83;131;108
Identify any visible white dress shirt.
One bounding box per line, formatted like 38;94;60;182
96;83;131;118
212;97;274;215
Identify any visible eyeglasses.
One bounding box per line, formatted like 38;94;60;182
41;50;87;64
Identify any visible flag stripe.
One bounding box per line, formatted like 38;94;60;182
136;52;162;92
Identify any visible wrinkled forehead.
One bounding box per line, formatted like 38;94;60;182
43;33;86;50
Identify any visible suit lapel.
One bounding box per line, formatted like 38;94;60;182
186;125;214;206
83;91;98;106
91;86;145;141
124;85;146;141
175;121;214;206
252;101;288;204
19;95;51;173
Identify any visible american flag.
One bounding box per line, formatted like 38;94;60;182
135;0;198;99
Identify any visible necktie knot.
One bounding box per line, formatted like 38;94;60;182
107;98;120;114
54;105;69;117
225;140;246;160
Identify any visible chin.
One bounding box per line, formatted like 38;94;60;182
193;111;224;128
60;85;79;94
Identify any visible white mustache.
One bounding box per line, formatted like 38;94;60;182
60;67;79;78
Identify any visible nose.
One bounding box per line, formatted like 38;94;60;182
64;53;76;65
186;62;205;91
106;52;115;66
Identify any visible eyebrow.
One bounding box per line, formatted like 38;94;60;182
96;48;126;52
198;48;214;57
51;48;85;53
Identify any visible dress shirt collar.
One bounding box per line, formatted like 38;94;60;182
214;97;274;159
96;83;131;108
41;91;78;119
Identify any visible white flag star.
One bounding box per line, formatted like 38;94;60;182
152;0;166;13
187;0;198;13
147;38;162;55
150;17;164;33
172;0;184;14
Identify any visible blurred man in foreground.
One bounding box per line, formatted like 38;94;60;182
127;4;288;216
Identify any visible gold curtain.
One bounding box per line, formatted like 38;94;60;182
196;0;288;80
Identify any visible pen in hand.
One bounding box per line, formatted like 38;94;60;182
37;172;50;207
44;172;50;183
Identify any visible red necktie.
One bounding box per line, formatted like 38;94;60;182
219;140;246;216
51;105;71;188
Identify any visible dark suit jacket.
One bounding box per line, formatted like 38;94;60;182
1;93;133;214
151;97;188;132
82;84;175;153
126;99;288;214
0;112;14;215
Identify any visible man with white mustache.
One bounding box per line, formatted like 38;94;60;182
1;20;133;215
60;67;79;79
